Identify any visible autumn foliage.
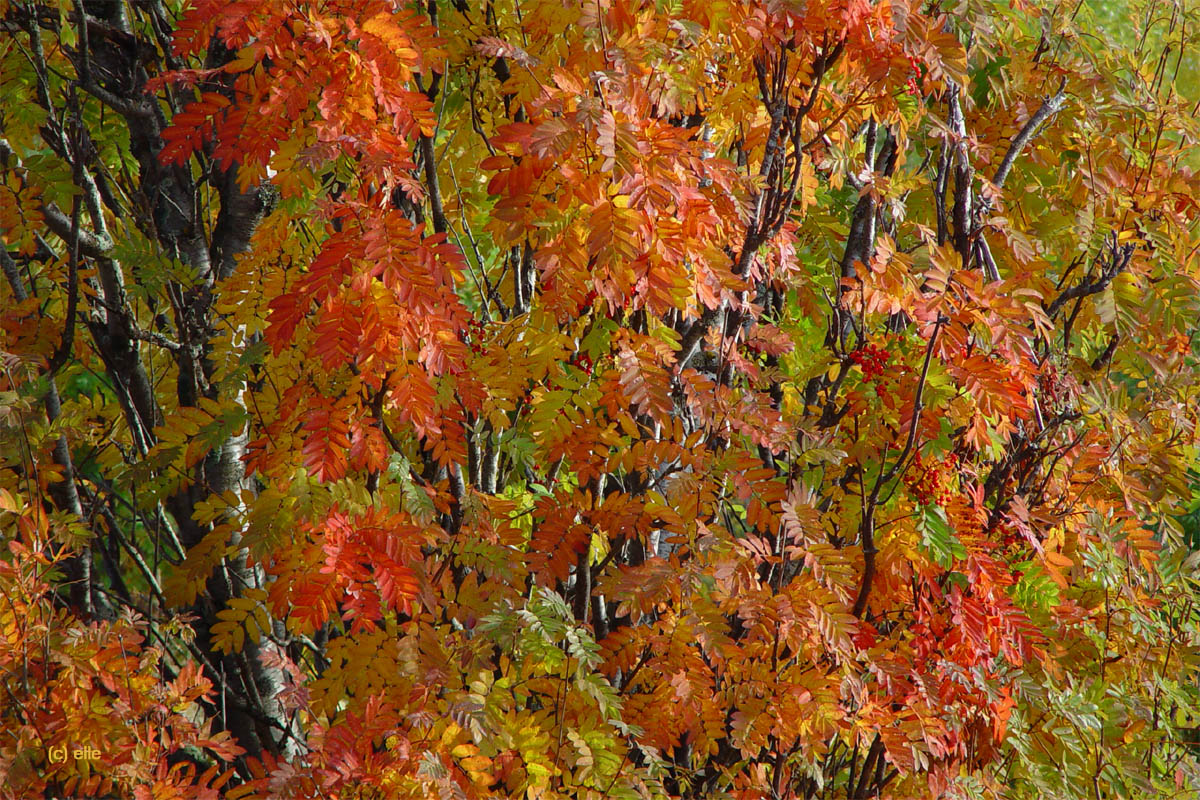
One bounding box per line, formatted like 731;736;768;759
3;0;1200;798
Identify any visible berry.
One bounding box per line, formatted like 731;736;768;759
567;352;594;375
849;344;890;380
573;288;601;316
465;318;490;355
904;452;958;506
903;54;925;97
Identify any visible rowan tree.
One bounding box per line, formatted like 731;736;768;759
3;0;1200;798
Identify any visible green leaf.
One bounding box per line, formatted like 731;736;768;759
918;505;966;568
1012;564;1061;613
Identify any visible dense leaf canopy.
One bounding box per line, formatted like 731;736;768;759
3;0;1200;798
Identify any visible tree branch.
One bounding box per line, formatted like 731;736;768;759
993;80;1068;191
41;200;114;257
1045;233;1134;318
853;314;945;618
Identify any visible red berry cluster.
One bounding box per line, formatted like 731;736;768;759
576;288;599;316
1002;525;1023;550
849;343;890;379
904;54;924;97
904;452;958;506
466;318;488;355
568;352;594;375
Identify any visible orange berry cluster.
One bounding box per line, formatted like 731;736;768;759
849;343;890;379
905;452;958;506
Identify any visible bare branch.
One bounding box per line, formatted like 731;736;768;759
947;84;975;270
1045;233;1134;318
993;80;1068;191
45;195;82;375
41;201;114;257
